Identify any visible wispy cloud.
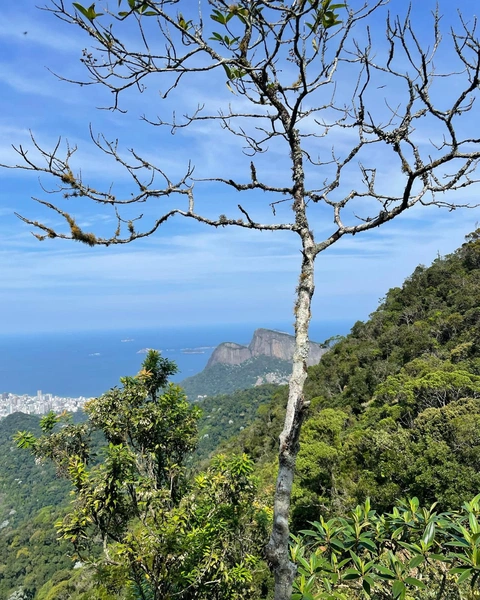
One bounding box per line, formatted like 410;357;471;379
1;0;480;335
0;210;477;330
0;63;65;98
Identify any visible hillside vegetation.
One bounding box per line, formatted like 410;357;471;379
181;355;292;399
0;413;73;599
3;230;480;598
223;229;480;528
194;384;282;462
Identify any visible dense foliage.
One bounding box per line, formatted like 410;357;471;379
0;413;73;599
219;231;480;530
6;230;480;597
15;351;270;600
0;413;70;523
292;495;480;599
295;230;480;523
195;384;280;462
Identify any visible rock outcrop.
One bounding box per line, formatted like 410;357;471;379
207;342;252;366
206;328;326;369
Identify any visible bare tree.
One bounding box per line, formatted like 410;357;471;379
3;0;480;597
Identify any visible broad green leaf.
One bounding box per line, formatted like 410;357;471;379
342;568;361;580
409;555;424;569
330;540;345;552
398;541;421;553
405;577;426;589
375;565;395;579
73;2;90;18
359;538;377;552
362;577;371;595
422;521;436;545
73;2;102;20
392;526;405;539
451;567;474;584
392;580;406;600
210;9;226;25
446;537;470;548
469;512;479;534
430;553;451;562
349;550;362;569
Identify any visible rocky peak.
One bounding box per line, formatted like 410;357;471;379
206;342;251;366
206;328;326;368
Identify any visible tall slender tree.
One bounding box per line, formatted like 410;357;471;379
4;1;480;597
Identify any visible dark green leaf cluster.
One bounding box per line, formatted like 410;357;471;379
293;494;480;599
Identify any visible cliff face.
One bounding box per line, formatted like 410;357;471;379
206;342;251;366
206;328;326;368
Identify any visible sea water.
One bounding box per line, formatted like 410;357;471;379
0;320;352;398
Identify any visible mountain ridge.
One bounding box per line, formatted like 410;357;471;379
206;327;326;368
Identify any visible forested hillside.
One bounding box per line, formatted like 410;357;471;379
180;355;293;399
224;229;480;528
3;230;480;598
194;384;281;461
0;413;73;598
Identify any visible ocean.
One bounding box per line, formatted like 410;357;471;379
0;320;352;398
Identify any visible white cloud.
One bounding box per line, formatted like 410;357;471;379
1;0;480;335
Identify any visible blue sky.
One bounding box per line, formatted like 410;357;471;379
1;0;480;336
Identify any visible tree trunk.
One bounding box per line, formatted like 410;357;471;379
266;230;316;600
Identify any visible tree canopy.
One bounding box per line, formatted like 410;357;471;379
15;351;270;600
